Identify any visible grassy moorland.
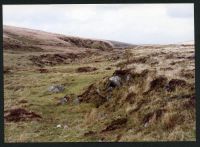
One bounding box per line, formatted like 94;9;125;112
4;26;195;142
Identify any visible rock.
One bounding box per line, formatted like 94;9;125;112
144;122;148;128
64;125;69;129
73;97;80;105
60;98;68;105
107;86;113;92
126;74;131;81
48;85;65;93
96;88;100;94
108;76;121;87
58;96;70;105
56;124;61;128
98;139;104;142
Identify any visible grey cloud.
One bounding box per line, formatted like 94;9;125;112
166;4;194;18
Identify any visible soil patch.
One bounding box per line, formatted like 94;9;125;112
167;79;187;92
148;76;168;92
29;53;86;67
4;66;12;74
76;67;98;73
37;68;49;73
4;108;42;122
101;117;127;132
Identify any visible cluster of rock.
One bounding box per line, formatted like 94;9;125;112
48;69;193;108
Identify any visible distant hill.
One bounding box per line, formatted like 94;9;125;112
108;40;137;49
179;40;194;45
3;25;135;52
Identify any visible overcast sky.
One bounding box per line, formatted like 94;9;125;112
3;4;194;44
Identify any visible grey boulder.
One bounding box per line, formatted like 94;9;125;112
108;76;121;87
48;85;65;93
73;97;80;105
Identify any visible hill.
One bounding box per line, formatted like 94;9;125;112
3;25;135;52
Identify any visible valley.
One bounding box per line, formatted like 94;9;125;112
3;25;195;142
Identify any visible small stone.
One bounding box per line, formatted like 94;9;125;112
56;124;61;128
109;76;121;87
106;96;110;100
126;74;131;81
73;97;80;105
96;88;100;94
48;85;65;93
98;139;104;142
107;87;113;92
60;98;68;104
64;125;69;129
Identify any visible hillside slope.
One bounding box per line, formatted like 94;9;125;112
3;25;135;52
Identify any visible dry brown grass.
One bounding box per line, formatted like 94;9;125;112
77;44;195;141
84;108;98;125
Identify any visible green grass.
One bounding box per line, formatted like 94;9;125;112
4;46;195;142
4;52;115;142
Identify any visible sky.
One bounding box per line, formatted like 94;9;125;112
3;4;194;44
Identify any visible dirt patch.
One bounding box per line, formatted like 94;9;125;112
84;131;96;137
30;53;86;67
4;66;12;74
36;68;49;73
18;100;28;104
4;108;42;122
148;76;168;92
113;69;132;76
101;117;127;132
78;84;107;107
76;67;98;73
167;79;187;92
105;67;112;70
